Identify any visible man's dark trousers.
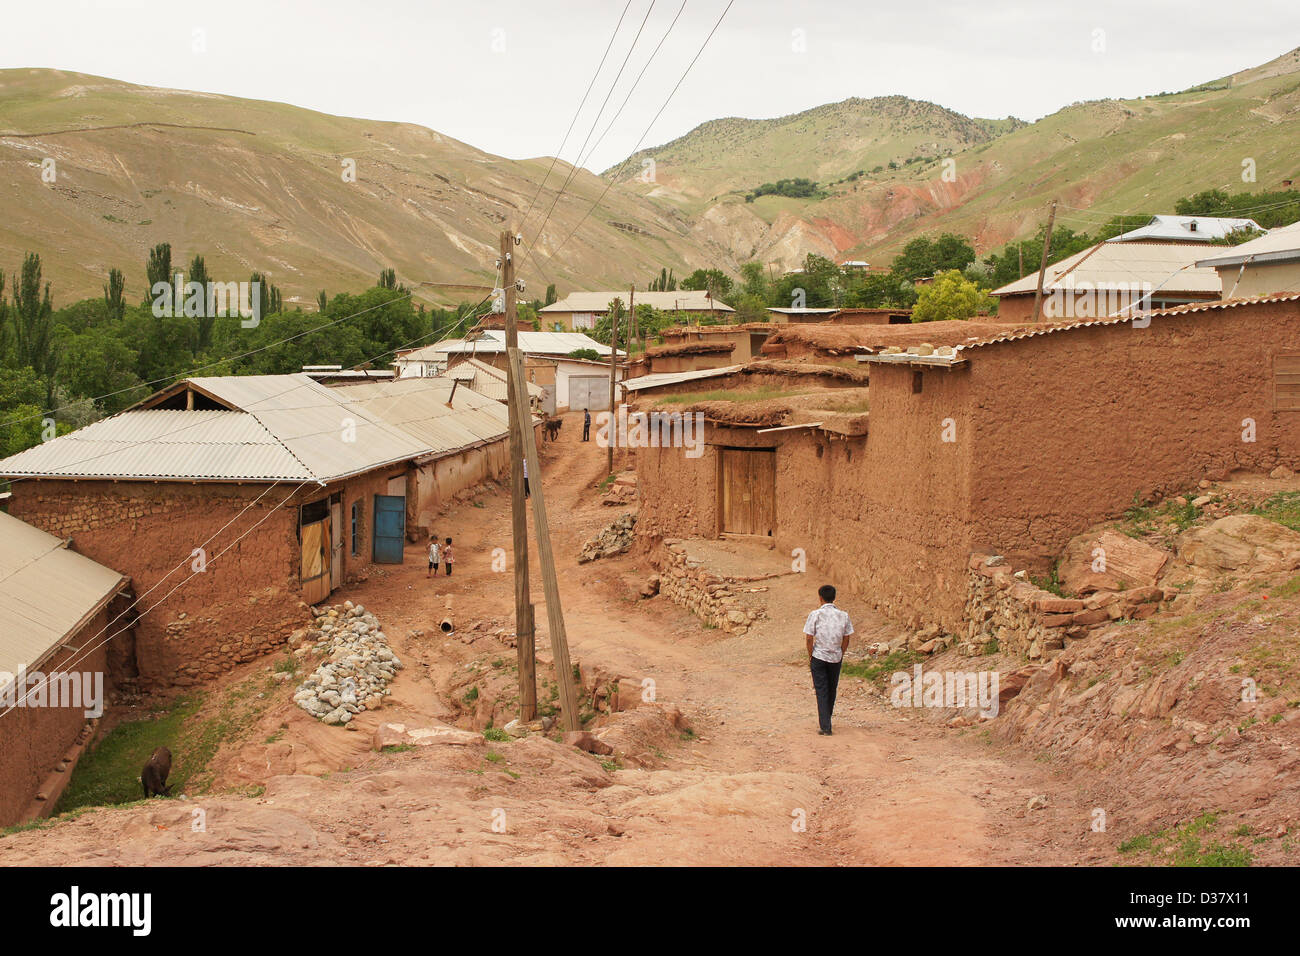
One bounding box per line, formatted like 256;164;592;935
582;421;590;441
810;656;842;733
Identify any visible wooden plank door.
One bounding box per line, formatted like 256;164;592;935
301;518;331;605
720;449;776;537
330;499;344;589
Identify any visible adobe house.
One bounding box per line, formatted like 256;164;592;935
659;323;774;364
1196;221;1300;299
0;511;129;827
635;295;1300;632
991;240;1222;324
758;319;1021;366
541;290;733;331
0;374;531;691
645;341;737;374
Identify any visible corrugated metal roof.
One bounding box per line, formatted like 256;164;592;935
621;365;743;391
437;330;613;356
1195;220;1300;269
0;409;315;480
1110;214;1264;243
0;374;521;484
992;241;1223;297
541;290;733;313
335;377;514;457
445;358;544;402
0;511;127;677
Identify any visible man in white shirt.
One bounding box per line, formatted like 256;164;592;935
803;584;853;736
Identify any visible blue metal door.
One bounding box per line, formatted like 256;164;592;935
373;494;405;563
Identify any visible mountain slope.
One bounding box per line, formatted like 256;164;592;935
607;46;1300;270
0;69;714;307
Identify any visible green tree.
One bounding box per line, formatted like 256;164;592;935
0;366;47;457
890;234;976;283
911;270;993;322
188;254;214;355
11;252;59;403
104;268;126;323
145;242;172;305
57;326;145;413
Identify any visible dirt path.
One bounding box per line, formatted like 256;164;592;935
0;412;1101;866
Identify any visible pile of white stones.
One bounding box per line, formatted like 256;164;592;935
292;601;402;725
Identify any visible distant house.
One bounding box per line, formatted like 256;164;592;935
0;374;533;692
541;290;733;331
446;357;546;411
656;323;776;369
1109;214;1264;243
434;330;620;412
991;241;1222;323
0;512;129;827
1196;220;1300;299
766;306;912;325
766;307;839;322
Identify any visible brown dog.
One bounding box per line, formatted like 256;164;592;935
141;746;173;798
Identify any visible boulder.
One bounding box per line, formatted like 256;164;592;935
1179;515;1300;572
1059;528;1170;594
564;731;614;755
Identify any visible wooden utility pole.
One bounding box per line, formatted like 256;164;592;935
1031;200;1058;324
607;298;619;475
507;348;581;731
629;284;638;353
501;230;536;720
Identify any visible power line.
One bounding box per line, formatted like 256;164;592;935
518;0;635;231
524;0;660;270
533;0;735;273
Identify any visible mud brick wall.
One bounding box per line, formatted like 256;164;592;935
0;609;109;828
7;480;310;691
968;299;1300;570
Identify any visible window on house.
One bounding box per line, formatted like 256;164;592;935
351;500;362;555
1276;354;1300;411
912;370;923;394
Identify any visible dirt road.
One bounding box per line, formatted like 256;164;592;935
0;412;1105;866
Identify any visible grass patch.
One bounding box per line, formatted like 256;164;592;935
842;648;923;689
1252;491;1300;532
482;727;510;742
658;387;807;405
1117;812;1253;867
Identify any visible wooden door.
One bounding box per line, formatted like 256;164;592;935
330;499;344;589
301;518;331;605
720;449;776;537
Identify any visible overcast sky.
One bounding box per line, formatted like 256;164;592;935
3;1;1298;172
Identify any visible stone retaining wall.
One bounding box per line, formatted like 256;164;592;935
652;540;772;635
962;552;1175;660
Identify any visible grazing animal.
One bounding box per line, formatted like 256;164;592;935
543;418;563;442
141;746;173;798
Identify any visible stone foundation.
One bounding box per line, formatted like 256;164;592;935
963;553;1175;661
652;540;774;635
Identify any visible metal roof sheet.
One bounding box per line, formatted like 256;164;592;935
541;290;733;313
1195;220;1300;268
1110;214;1264;243
0;409;315;481
436;330;613;356
621;365;744;391
0;374;520;484
445;358;544;402
0;511;127;677
992;241;1223;297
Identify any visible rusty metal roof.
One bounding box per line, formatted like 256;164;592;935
0;511;128;677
